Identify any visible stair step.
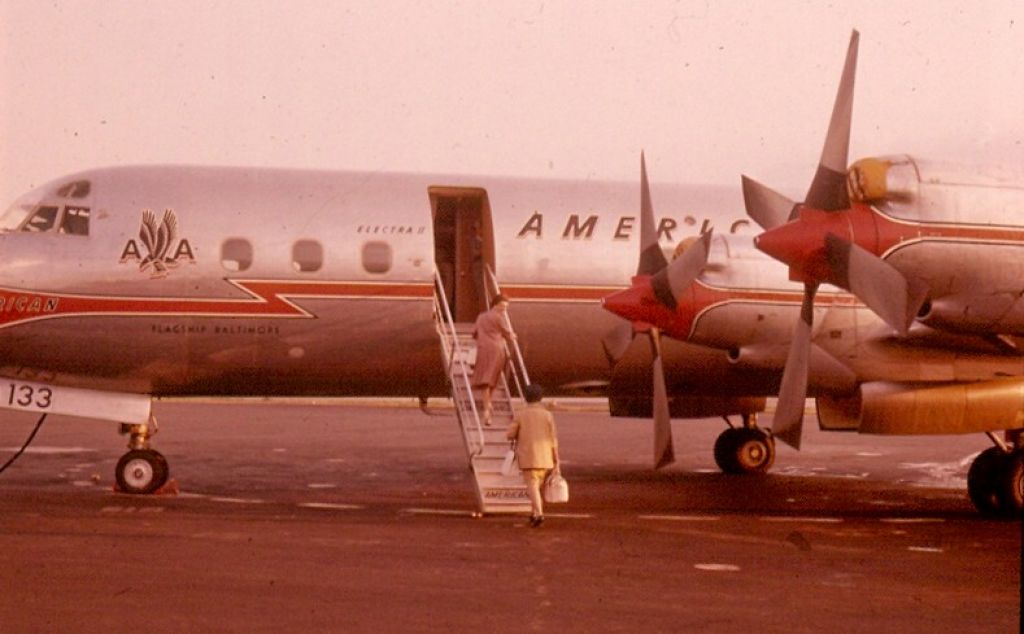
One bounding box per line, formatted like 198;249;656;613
454;405;513;415
454;393;512;403
455;403;514;417
475;474;529;490
482;440;513;448
459;422;513;435
461;432;512;447
476;446;513;459
454;400;511;410
457;410;513;420
482;427;514;436
475;467;519;478
450;378;508;389
474;450;512;460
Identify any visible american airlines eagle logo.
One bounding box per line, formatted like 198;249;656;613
119;209;196;277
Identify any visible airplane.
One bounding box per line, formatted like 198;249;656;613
604;31;1024;517
0;163;776;497
5;31;1017;518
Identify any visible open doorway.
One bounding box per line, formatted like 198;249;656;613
430;186;495;323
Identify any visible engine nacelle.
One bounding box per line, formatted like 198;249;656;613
817;379;1024;435
728;344;857;394
916;292;1024;338
609;394;765;419
847;154;1024;226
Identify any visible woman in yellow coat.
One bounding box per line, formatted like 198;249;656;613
507;384;560;527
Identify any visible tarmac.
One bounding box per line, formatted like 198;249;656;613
0;400;1020;633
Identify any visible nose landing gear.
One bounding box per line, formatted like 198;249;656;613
115;418;170;494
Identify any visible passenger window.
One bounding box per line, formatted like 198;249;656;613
221;238;253;272
22;206;59;232
292;239;323;272
362;241;392;274
59;206;90;236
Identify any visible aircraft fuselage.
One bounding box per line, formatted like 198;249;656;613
0;165;757;399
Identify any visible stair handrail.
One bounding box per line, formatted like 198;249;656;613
433;270;486;455
484;265;531;398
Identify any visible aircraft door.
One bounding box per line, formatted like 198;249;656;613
429;187;495;322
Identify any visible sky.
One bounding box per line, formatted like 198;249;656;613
1;1;1021;205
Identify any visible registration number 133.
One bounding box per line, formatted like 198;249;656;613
6;383;53;409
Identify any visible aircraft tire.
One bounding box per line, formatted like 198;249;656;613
714;428;775;475
996;451;1024;517
731;428;775;475
713;428;743;474
967;447;1006;516
116;449;170;494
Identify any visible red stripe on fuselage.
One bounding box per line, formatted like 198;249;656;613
0;279;626;329
684;280;859;340
496;285;618;302
858;204;1024;258
0;280;435;329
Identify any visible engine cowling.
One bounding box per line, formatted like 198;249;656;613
817;378;1024;435
609;394;766;419
846;155;918;205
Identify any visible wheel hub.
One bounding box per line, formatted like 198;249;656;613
123;458;154;489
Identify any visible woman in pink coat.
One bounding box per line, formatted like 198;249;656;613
472;294;516;425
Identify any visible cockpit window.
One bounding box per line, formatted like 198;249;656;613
0;179;92;235
60;206;90;235
0;203;34;231
22;206;59;232
56;180;91;198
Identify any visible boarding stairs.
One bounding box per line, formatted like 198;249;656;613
434;270;533;515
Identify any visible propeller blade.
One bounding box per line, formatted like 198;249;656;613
742;175;797;231
804;29;859;212
638;152;669;276
808;343;858;393
650;327;675;469
773;282;818;450
601;322;635;365
824;233;928;335
603;152;673;367
650;230;712;309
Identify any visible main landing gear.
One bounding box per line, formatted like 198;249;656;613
714;414;776;475
967;431;1023;518
115;417;170;494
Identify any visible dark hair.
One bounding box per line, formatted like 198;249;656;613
524;384;543;403
492;294;509;306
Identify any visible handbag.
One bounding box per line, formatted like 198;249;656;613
500;444;518;476
543;467;569;503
